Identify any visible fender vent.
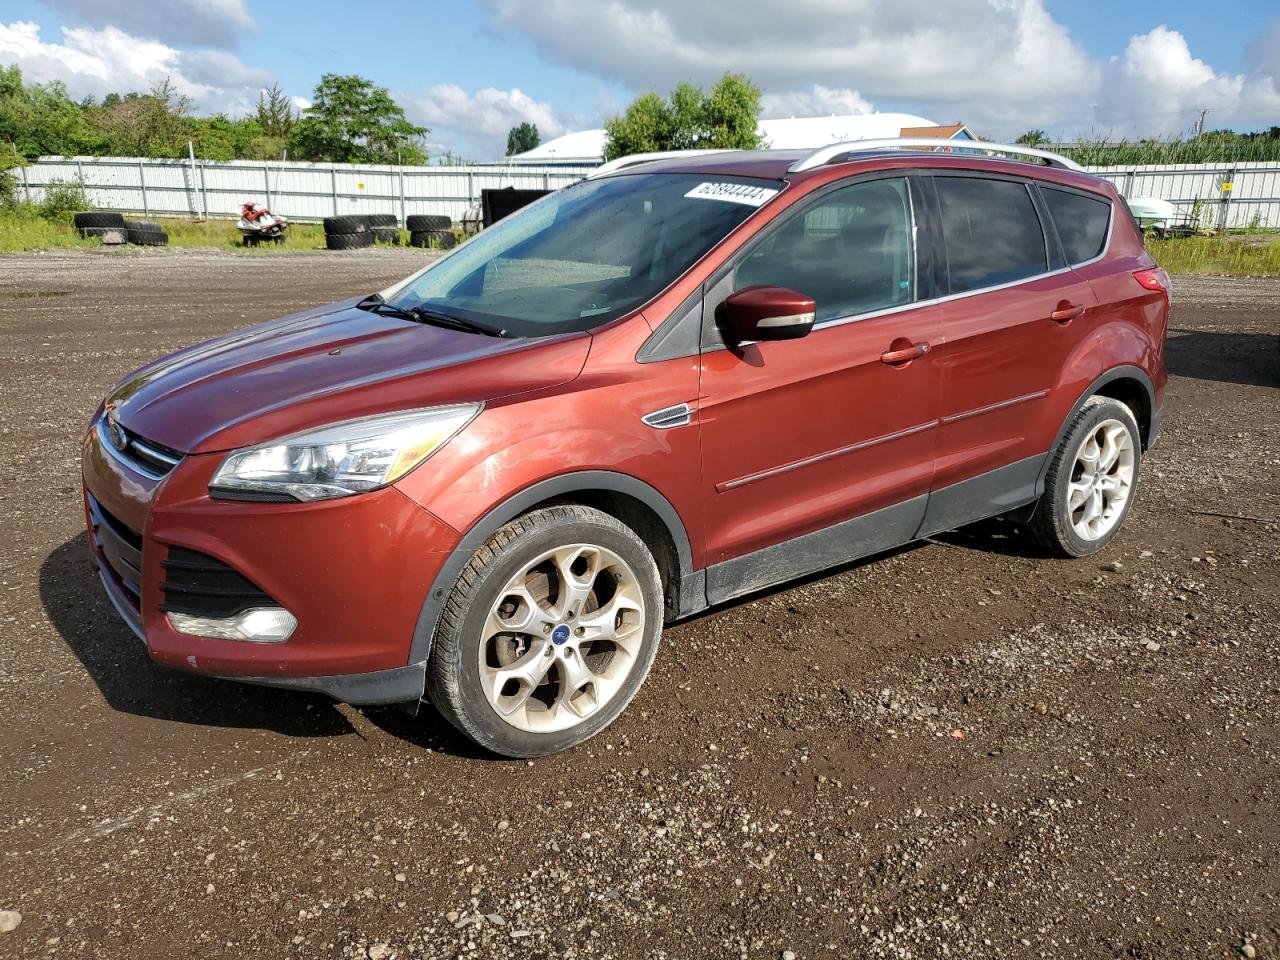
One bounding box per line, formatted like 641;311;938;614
641;403;693;430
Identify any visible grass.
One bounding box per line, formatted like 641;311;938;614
1147;233;1280;278
0;209;410;253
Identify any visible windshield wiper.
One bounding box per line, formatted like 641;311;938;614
356;294;506;337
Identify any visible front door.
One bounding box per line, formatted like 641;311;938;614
696;177;943;603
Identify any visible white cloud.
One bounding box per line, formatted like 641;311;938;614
1096;26;1280;136
760;85;872;120
39;0;253;49
485;0;1100;134
0;20;274;116
406;84;566;160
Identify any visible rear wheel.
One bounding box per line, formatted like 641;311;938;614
427;505;663;757
1028;395;1141;557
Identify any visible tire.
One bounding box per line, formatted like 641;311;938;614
409;229;455;249
323;215;369;234
367;214;398;229
74;211;126;229
427;505;664;758
80;226;127;244
325;231;374;251
406;214;451;232
125;221;167;245
371;226;401;245
1027;395;1142;557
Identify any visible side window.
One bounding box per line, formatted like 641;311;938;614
1042;186;1112;265
734;178;915;322
935;177;1047;294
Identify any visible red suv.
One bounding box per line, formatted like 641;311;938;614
83;141;1169;757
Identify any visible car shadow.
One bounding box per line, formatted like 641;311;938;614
40;534;354;738
1165;328;1279;389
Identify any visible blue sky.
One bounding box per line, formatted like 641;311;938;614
2;0;1278;158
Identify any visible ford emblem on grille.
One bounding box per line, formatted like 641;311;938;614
106;408;128;452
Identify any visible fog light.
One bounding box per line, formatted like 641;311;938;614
167;607;298;643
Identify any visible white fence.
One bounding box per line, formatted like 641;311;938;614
15;156;597;224
13;155;1280;229
1089;162;1280;229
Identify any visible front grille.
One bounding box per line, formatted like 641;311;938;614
87;494;144;629
97;417;183;480
161;547;277;619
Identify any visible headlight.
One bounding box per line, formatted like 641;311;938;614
210;404;481;501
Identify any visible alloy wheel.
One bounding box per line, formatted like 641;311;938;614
478;543;646;733
1067;418;1136;541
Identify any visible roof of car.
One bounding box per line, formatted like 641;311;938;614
600;148;1106;192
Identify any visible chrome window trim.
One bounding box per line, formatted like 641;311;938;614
810;185;1115;332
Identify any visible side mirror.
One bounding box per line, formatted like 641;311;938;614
720;285;816;342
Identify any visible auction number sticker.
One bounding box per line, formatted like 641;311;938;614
685;182;779;207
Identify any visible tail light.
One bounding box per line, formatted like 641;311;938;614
1133;267;1171;298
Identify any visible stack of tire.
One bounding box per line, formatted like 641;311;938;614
73;212;168;246
124;219;169;246
407;215;456;250
322;213;404;250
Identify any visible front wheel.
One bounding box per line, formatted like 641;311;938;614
427;505;664;757
1028;395;1142;557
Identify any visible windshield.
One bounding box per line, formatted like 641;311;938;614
387;173;781;337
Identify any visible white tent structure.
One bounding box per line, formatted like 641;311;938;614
512;113;972;164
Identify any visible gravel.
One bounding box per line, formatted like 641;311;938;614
0;253;1276;959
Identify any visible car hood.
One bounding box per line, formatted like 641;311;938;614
107;297;592;454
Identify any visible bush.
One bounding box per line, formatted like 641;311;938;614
37;177;88;223
0;143;26;207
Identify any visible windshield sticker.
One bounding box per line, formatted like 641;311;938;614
684;182;779;207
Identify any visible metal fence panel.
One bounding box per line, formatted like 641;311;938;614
18;156;1280;229
1089;161;1280;229
20;156;597;224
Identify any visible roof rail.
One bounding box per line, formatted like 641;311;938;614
588;149;735;179
788;138;1084;174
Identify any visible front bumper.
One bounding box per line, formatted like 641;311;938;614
82;418;461;704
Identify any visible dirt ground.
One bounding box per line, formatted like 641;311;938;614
1;248;1277;960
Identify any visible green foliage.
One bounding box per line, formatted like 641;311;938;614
290;74;428;164
1015;129;1048;146
1056;130;1280;165
255;83;295;140
506;121;540;156
1146;233;1280;277
603;73;764;161
0;141;26;205
37;176;88;222
0;65;105;157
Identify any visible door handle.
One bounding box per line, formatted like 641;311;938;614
1050;301;1085;323
880;341;930;365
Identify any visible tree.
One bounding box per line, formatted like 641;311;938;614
505;121;540;156
0;66;104;157
1015;129;1048;147
290;74;427;164
603;73;763;161
89;78;192;157
255;83;295;140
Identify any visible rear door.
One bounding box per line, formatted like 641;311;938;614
697;176;943;601
919;173;1097;534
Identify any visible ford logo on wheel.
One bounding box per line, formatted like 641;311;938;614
551;624;571;645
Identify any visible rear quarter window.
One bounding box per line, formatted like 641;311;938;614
935;177;1048;294
1042;187;1112;265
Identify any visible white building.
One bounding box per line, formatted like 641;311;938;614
512;114;974;164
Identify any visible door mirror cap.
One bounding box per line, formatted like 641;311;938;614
721;285;816;342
